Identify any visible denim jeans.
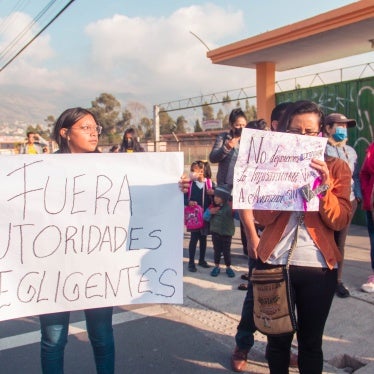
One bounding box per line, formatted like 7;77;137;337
235;257;257;351
366;210;374;270
40;307;115;374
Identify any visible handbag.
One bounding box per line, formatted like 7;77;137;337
251;214;303;336
184;179;212;230
184;205;204;230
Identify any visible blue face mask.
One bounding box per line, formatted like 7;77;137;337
332;127;347;142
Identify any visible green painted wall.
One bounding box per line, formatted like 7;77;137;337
276;77;374;225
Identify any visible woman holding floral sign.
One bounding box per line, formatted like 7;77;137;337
254;101;351;373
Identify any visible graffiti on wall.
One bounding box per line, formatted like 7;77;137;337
276;77;374;161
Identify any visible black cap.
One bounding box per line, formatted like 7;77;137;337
214;186;231;201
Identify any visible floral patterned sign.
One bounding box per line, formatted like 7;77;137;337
233;129;327;211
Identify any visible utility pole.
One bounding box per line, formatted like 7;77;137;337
153;105;160;152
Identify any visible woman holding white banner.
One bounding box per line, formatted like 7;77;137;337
39;107;115;374
254;100;352;374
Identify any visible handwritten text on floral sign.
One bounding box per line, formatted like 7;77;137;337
233;129;327;211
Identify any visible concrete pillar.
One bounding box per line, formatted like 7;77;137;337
153;105;160;152
256;62;275;123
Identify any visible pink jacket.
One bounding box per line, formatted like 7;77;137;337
254;157;352;270
359;142;374;211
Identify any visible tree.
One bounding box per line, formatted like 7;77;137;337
215;108;225;130
159;108;175;135
44;115;55;133
141;117;153;139
116;109;132;135
125;101;148;134
222;94;233;115
194;119;203;132
202;102;214;121
89;93;121;136
244;100;257;121
26;124;50;141
175;116;187;134
216;108;224;124
222;114;230;129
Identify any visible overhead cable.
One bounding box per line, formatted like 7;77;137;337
0;0;76;73
0;0;59;61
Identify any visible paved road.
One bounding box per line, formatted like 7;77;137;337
0;224;373;373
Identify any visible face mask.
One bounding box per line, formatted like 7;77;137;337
332;127;347;142
189;171;199;181
233;127;242;137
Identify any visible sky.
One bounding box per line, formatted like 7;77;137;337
0;0;373;125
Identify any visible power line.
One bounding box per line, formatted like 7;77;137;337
0;0;76;73
0;0;28;35
0;0;59;61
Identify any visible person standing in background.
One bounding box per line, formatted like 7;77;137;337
269;102;291;131
323;113;362;298
360;141;374;293
209;108;248;254
120;128;144;153
184;160;214;272
20;131;45;154
203;185;236;278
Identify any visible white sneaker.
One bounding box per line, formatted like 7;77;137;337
361;274;374;293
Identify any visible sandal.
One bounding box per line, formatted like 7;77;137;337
238;283;248;291
241;273;250;281
210;267;220;277
226;267;235;278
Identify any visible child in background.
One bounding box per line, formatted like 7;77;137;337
204;185;236;277
185;160;214;272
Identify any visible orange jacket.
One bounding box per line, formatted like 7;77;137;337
254;157;352;270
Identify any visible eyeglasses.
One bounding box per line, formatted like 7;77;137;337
70;125;102;135
287;128;319;136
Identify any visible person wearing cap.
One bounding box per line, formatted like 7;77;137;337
203;185;236;278
323;113;362;298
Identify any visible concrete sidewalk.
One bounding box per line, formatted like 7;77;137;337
180;223;374;373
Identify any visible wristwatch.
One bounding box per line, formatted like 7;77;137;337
315;184;329;196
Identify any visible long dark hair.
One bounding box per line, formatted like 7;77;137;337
246;119;267;130
190;160;212;179
52;107;100;153
120;128;144;152
229;108;246;126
